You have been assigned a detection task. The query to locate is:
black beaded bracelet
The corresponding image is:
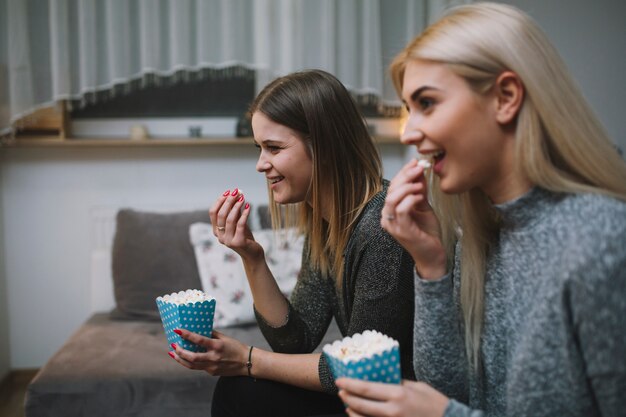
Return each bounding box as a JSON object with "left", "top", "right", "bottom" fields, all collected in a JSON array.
[{"left": 246, "top": 345, "right": 255, "bottom": 381}]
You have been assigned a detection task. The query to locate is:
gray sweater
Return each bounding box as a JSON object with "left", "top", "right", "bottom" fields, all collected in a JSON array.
[
  {"left": 255, "top": 184, "right": 416, "bottom": 392},
  {"left": 413, "top": 187, "right": 626, "bottom": 417}
]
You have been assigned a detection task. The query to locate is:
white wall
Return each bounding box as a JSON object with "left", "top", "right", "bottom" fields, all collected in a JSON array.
[
  {"left": 499, "top": 0, "right": 626, "bottom": 152},
  {"left": 0, "top": 167, "right": 10, "bottom": 380},
  {"left": 0, "top": 144, "right": 406, "bottom": 368}
]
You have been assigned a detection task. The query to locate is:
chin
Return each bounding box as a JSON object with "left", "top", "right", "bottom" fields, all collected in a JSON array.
[
  {"left": 272, "top": 193, "right": 295, "bottom": 205},
  {"left": 438, "top": 178, "right": 466, "bottom": 196}
]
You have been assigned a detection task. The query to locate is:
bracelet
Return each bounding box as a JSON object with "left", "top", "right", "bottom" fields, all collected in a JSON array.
[{"left": 246, "top": 345, "right": 256, "bottom": 381}]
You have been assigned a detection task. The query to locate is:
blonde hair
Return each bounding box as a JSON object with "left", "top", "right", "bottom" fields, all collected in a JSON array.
[
  {"left": 390, "top": 2, "right": 626, "bottom": 371},
  {"left": 250, "top": 70, "right": 382, "bottom": 283}
]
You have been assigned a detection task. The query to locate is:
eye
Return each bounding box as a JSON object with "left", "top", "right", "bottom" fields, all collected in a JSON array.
[
  {"left": 256, "top": 143, "right": 282, "bottom": 154},
  {"left": 418, "top": 97, "right": 435, "bottom": 111}
]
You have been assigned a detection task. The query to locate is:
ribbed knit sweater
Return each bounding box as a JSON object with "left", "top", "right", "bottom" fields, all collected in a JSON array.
[
  {"left": 255, "top": 183, "right": 416, "bottom": 393},
  {"left": 413, "top": 187, "right": 626, "bottom": 416}
]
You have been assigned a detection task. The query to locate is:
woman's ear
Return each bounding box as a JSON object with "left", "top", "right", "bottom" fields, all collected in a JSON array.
[{"left": 494, "top": 71, "right": 524, "bottom": 124}]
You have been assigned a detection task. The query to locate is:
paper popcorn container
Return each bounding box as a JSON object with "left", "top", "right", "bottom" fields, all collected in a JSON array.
[
  {"left": 155, "top": 290, "right": 216, "bottom": 353},
  {"left": 322, "top": 330, "right": 401, "bottom": 384}
]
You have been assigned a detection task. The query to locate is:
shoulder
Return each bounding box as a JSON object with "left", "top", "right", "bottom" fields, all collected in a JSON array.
[
  {"left": 345, "top": 181, "right": 406, "bottom": 255},
  {"left": 556, "top": 192, "right": 626, "bottom": 243},
  {"left": 352, "top": 180, "right": 388, "bottom": 230},
  {"left": 553, "top": 192, "right": 626, "bottom": 285}
]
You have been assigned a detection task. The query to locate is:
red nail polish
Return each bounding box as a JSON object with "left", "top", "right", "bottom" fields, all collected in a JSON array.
[
  {"left": 231, "top": 188, "right": 239, "bottom": 196},
  {"left": 223, "top": 190, "right": 230, "bottom": 196},
  {"left": 168, "top": 351, "right": 175, "bottom": 359},
  {"left": 170, "top": 343, "right": 177, "bottom": 350},
  {"left": 238, "top": 195, "right": 244, "bottom": 202},
  {"left": 173, "top": 329, "right": 182, "bottom": 335},
  {"left": 245, "top": 203, "right": 250, "bottom": 210}
]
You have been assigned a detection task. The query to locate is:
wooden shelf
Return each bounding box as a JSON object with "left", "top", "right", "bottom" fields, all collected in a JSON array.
[
  {"left": 7, "top": 136, "right": 254, "bottom": 148},
  {"left": 4, "top": 135, "right": 401, "bottom": 148}
]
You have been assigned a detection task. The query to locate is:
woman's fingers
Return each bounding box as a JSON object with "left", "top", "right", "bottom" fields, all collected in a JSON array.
[
  {"left": 338, "top": 379, "right": 450, "bottom": 417},
  {"left": 208, "top": 188, "right": 244, "bottom": 240},
  {"left": 224, "top": 192, "right": 246, "bottom": 235},
  {"left": 346, "top": 409, "right": 368, "bottom": 417},
  {"left": 336, "top": 378, "right": 398, "bottom": 401},
  {"left": 170, "top": 329, "right": 223, "bottom": 367},
  {"left": 209, "top": 189, "right": 231, "bottom": 235},
  {"left": 217, "top": 189, "right": 242, "bottom": 233},
  {"left": 382, "top": 182, "right": 424, "bottom": 223},
  {"left": 384, "top": 161, "right": 428, "bottom": 220},
  {"left": 389, "top": 159, "right": 426, "bottom": 191},
  {"left": 338, "top": 381, "right": 397, "bottom": 417},
  {"left": 235, "top": 203, "right": 252, "bottom": 240}
]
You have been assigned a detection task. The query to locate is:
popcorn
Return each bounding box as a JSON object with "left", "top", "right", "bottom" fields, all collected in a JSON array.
[
  {"left": 417, "top": 158, "right": 431, "bottom": 169},
  {"left": 157, "top": 289, "right": 214, "bottom": 306},
  {"left": 324, "top": 330, "right": 398, "bottom": 363},
  {"left": 323, "top": 330, "right": 401, "bottom": 384},
  {"left": 156, "top": 289, "right": 216, "bottom": 353}
]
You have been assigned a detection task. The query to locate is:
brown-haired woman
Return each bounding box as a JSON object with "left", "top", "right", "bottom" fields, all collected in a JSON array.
[{"left": 170, "top": 69, "right": 416, "bottom": 416}]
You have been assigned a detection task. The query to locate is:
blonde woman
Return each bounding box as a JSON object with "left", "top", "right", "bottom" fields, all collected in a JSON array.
[
  {"left": 170, "top": 70, "right": 416, "bottom": 417},
  {"left": 337, "top": 3, "right": 626, "bottom": 417}
]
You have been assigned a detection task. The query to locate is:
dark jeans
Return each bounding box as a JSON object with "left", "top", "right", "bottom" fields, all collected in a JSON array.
[{"left": 211, "top": 376, "right": 347, "bottom": 417}]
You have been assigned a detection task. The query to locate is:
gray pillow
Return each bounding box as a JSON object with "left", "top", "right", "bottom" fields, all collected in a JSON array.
[{"left": 110, "top": 209, "right": 210, "bottom": 321}]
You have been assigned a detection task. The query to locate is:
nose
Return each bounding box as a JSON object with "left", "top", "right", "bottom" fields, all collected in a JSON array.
[
  {"left": 400, "top": 112, "right": 425, "bottom": 145},
  {"left": 256, "top": 151, "right": 271, "bottom": 173}
]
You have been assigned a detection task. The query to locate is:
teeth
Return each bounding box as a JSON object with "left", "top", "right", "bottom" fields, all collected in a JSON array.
[
  {"left": 270, "top": 177, "right": 283, "bottom": 184},
  {"left": 417, "top": 150, "right": 444, "bottom": 169}
]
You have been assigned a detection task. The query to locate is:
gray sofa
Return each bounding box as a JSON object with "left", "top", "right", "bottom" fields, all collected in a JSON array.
[{"left": 25, "top": 208, "right": 340, "bottom": 417}]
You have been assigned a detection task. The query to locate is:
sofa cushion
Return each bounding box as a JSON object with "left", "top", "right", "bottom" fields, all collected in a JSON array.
[
  {"left": 25, "top": 314, "right": 267, "bottom": 417},
  {"left": 110, "top": 209, "right": 209, "bottom": 321},
  {"left": 25, "top": 314, "right": 343, "bottom": 417}
]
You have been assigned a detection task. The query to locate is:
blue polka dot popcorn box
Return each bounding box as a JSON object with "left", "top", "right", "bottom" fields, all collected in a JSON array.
[
  {"left": 323, "top": 330, "right": 401, "bottom": 384},
  {"left": 156, "top": 289, "right": 216, "bottom": 353}
]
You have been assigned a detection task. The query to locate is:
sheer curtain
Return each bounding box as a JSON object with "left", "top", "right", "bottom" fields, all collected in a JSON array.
[{"left": 0, "top": 0, "right": 467, "bottom": 138}]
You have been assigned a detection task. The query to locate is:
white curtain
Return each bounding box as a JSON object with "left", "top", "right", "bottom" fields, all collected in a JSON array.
[{"left": 0, "top": 0, "right": 465, "bottom": 138}]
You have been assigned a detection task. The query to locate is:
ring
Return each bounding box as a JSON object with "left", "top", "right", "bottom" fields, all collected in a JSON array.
[
  {"left": 385, "top": 214, "right": 395, "bottom": 221},
  {"left": 217, "top": 226, "right": 225, "bottom": 231}
]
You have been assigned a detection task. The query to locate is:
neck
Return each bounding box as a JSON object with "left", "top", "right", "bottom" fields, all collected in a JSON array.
[
  {"left": 485, "top": 171, "right": 533, "bottom": 204},
  {"left": 483, "top": 132, "right": 533, "bottom": 204}
]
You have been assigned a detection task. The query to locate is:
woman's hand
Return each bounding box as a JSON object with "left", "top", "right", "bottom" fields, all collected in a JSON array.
[
  {"left": 382, "top": 160, "right": 446, "bottom": 279},
  {"left": 169, "top": 328, "right": 249, "bottom": 377},
  {"left": 336, "top": 378, "right": 449, "bottom": 417},
  {"left": 209, "top": 188, "right": 263, "bottom": 262}
]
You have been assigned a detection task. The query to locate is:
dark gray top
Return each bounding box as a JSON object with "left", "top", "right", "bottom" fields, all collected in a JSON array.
[
  {"left": 255, "top": 183, "right": 416, "bottom": 392},
  {"left": 413, "top": 187, "right": 626, "bottom": 416}
]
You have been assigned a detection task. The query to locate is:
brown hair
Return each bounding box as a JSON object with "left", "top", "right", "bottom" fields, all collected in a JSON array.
[{"left": 249, "top": 69, "right": 383, "bottom": 283}]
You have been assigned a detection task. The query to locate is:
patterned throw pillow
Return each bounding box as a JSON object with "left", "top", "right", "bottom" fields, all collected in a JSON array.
[{"left": 189, "top": 223, "right": 303, "bottom": 327}]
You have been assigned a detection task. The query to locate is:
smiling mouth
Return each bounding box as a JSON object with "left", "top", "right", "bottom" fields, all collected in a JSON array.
[
  {"left": 269, "top": 176, "right": 284, "bottom": 185},
  {"left": 432, "top": 150, "right": 445, "bottom": 164}
]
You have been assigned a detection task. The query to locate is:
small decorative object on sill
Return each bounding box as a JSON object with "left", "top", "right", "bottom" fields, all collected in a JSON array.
[
  {"left": 235, "top": 114, "right": 252, "bottom": 138},
  {"left": 130, "top": 125, "right": 149, "bottom": 140},
  {"left": 188, "top": 125, "right": 202, "bottom": 138}
]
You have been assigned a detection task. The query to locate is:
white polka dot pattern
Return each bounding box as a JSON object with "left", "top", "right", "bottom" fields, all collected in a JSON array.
[
  {"left": 156, "top": 298, "right": 216, "bottom": 352},
  {"left": 324, "top": 345, "right": 401, "bottom": 384}
]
